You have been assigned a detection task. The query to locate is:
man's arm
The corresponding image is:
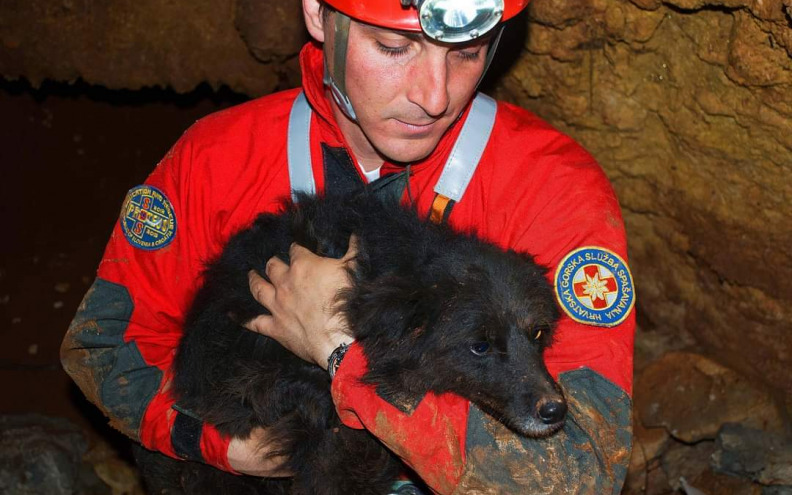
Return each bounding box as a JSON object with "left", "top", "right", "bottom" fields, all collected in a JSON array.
[
  {"left": 60, "top": 201, "right": 234, "bottom": 473},
  {"left": 59, "top": 127, "right": 287, "bottom": 476}
]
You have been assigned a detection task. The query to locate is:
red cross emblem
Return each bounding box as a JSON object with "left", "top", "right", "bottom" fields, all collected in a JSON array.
[{"left": 573, "top": 265, "right": 618, "bottom": 310}]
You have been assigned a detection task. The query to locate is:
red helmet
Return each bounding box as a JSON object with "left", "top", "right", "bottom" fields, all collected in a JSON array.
[{"left": 323, "top": 0, "right": 530, "bottom": 43}]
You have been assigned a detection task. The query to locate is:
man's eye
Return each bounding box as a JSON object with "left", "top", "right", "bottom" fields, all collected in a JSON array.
[
  {"left": 456, "top": 49, "right": 481, "bottom": 61},
  {"left": 376, "top": 41, "right": 409, "bottom": 57},
  {"left": 470, "top": 341, "right": 490, "bottom": 356}
]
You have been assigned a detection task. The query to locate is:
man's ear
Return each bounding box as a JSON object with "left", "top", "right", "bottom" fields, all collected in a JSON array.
[{"left": 302, "top": 0, "right": 326, "bottom": 43}]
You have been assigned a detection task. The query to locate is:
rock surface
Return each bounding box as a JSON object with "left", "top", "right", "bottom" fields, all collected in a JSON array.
[
  {"left": 0, "top": 0, "right": 302, "bottom": 94},
  {"left": 497, "top": 0, "right": 792, "bottom": 415},
  {"left": 634, "top": 352, "right": 783, "bottom": 443},
  {"left": 713, "top": 423, "right": 792, "bottom": 488},
  {"left": 625, "top": 421, "right": 669, "bottom": 494},
  {"left": 0, "top": 414, "right": 92, "bottom": 495},
  {"left": 624, "top": 436, "right": 766, "bottom": 495},
  {"left": 0, "top": 414, "right": 145, "bottom": 495}
]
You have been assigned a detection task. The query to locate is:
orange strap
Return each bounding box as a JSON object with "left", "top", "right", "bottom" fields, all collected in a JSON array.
[{"left": 429, "top": 194, "right": 454, "bottom": 224}]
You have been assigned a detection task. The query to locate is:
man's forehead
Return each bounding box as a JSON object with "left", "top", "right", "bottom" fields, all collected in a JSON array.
[
  {"left": 356, "top": 21, "right": 491, "bottom": 46},
  {"left": 357, "top": 22, "right": 423, "bottom": 41}
]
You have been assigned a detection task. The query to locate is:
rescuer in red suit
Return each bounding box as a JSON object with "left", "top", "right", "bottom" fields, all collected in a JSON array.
[{"left": 62, "top": 0, "right": 636, "bottom": 492}]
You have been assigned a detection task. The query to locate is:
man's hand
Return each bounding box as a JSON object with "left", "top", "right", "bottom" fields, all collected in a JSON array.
[
  {"left": 244, "top": 239, "right": 357, "bottom": 368},
  {"left": 227, "top": 427, "right": 291, "bottom": 477}
]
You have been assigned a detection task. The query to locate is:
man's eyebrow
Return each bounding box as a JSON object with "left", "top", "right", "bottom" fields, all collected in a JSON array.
[
  {"left": 397, "top": 31, "right": 423, "bottom": 41},
  {"left": 362, "top": 23, "right": 423, "bottom": 41},
  {"left": 360, "top": 22, "right": 492, "bottom": 47}
]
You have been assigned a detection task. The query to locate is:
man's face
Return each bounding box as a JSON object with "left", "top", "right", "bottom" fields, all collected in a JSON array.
[{"left": 331, "top": 19, "right": 490, "bottom": 165}]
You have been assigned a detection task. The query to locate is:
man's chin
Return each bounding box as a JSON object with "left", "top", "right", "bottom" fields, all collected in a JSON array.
[{"left": 376, "top": 140, "right": 438, "bottom": 165}]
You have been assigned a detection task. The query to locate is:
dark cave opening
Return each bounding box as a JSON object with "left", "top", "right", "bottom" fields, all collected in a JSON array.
[{"left": 0, "top": 78, "right": 246, "bottom": 458}]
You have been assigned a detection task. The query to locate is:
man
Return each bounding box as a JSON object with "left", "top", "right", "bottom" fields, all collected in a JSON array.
[{"left": 62, "top": 0, "right": 636, "bottom": 492}]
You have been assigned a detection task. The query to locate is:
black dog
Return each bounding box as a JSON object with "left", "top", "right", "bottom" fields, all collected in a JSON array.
[{"left": 139, "top": 192, "right": 566, "bottom": 495}]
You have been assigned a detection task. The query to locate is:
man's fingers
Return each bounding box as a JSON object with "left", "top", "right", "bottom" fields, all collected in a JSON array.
[
  {"left": 264, "top": 255, "right": 290, "bottom": 283},
  {"left": 288, "top": 242, "right": 319, "bottom": 263},
  {"left": 243, "top": 313, "right": 275, "bottom": 337},
  {"left": 245, "top": 271, "right": 276, "bottom": 337},
  {"left": 227, "top": 427, "right": 293, "bottom": 477},
  {"left": 286, "top": 239, "right": 357, "bottom": 265},
  {"left": 248, "top": 269, "right": 276, "bottom": 305}
]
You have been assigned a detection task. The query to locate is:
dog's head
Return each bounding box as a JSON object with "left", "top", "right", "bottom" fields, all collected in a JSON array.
[{"left": 349, "top": 239, "right": 567, "bottom": 438}]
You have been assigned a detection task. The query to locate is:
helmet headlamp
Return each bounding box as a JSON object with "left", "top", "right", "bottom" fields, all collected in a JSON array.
[{"left": 401, "top": 0, "right": 504, "bottom": 42}]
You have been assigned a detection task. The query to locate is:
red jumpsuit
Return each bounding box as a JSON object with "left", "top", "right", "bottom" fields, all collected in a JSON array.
[{"left": 62, "top": 42, "right": 635, "bottom": 493}]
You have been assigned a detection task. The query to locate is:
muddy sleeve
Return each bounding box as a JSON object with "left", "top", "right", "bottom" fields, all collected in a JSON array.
[
  {"left": 60, "top": 129, "right": 234, "bottom": 472},
  {"left": 331, "top": 348, "right": 631, "bottom": 494},
  {"left": 331, "top": 159, "right": 635, "bottom": 494}
]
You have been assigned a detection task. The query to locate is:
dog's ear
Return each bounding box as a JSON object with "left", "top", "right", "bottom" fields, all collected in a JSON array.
[
  {"left": 347, "top": 274, "right": 444, "bottom": 400},
  {"left": 345, "top": 274, "right": 442, "bottom": 344}
]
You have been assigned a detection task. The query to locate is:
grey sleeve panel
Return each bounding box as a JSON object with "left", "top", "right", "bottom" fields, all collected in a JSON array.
[
  {"left": 457, "top": 368, "right": 632, "bottom": 494},
  {"left": 61, "top": 278, "right": 163, "bottom": 440}
]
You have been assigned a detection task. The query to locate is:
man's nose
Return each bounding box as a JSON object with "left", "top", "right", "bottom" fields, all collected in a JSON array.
[{"left": 407, "top": 52, "right": 450, "bottom": 118}]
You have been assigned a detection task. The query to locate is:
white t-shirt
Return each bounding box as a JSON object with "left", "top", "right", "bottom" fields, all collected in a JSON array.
[{"left": 359, "top": 164, "right": 382, "bottom": 183}]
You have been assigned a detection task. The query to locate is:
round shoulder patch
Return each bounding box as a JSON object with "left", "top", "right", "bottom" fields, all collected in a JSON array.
[
  {"left": 554, "top": 247, "right": 635, "bottom": 327},
  {"left": 120, "top": 185, "right": 177, "bottom": 250}
]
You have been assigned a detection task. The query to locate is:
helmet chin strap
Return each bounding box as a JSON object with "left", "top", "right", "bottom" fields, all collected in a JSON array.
[
  {"left": 323, "top": 12, "right": 358, "bottom": 121},
  {"left": 323, "top": 12, "right": 504, "bottom": 124},
  {"left": 477, "top": 25, "right": 504, "bottom": 88}
]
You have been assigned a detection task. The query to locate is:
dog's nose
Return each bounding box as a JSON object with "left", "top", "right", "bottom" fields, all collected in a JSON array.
[{"left": 537, "top": 399, "right": 567, "bottom": 424}]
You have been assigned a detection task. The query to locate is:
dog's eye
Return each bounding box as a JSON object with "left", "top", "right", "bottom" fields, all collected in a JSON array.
[
  {"left": 533, "top": 324, "right": 549, "bottom": 341},
  {"left": 469, "top": 342, "right": 490, "bottom": 356}
]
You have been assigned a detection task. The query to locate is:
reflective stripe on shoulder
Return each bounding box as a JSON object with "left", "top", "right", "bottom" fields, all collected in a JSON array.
[
  {"left": 434, "top": 93, "right": 497, "bottom": 203},
  {"left": 287, "top": 91, "right": 316, "bottom": 201}
]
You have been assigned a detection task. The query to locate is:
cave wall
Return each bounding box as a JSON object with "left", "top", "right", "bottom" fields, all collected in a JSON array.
[
  {"left": 2, "top": 0, "right": 791, "bottom": 490},
  {"left": 496, "top": 0, "right": 792, "bottom": 405},
  {"left": 503, "top": 1, "right": 792, "bottom": 489},
  {"left": 0, "top": 0, "right": 306, "bottom": 93}
]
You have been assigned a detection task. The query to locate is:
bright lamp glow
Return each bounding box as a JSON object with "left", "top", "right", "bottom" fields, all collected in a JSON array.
[
  {"left": 438, "top": 1, "right": 479, "bottom": 28},
  {"left": 418, "top": 0, "right": 504, "bottom": 43}
]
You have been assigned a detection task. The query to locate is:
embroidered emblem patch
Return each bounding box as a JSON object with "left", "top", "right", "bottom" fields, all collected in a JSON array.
[
  {"left": 554, "top": 247, "right": 635, "bottom": 327},
  {"left": 120, "top": 185, "right": 176, "bottom": 250}
]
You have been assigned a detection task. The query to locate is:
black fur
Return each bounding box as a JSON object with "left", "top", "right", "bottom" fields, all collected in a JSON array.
[{"left": 139, "top": 192, "right": 566, "bottom": 494}]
